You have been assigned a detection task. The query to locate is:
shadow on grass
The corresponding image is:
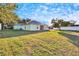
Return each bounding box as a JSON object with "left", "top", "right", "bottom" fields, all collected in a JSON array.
[
  {"left": 58, "top": 31, "right": 79, "bottom": 47},
  {"left": 0, "top": 30, "right": 48, "bottom": 38}
]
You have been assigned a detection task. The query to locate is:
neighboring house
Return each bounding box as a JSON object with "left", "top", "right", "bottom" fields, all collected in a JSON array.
[
  {"left": 60, "top": 25, "right": 79, "bottom": 31},
  {"left": 42, "top": 24, "right": 49, "bottom": 30},
  {"left": 13, "top": 20, "right": 49, "bottom": 31}
]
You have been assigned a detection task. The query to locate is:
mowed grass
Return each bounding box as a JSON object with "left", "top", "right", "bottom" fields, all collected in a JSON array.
[{"left": 0, "top": 30, "right": 79, "bottom": 56}]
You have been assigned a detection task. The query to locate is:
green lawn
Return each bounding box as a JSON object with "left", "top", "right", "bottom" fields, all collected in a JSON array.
[
  {"left": 0, "top": 30, "right": 46, "bottom": 38},
  {"left": 0, "top": 30, "right": 79, "bottom": 56}
]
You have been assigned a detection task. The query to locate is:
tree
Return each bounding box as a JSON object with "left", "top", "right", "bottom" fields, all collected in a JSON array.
[
  {"left": 51, "top": 18, "right": 75, "bottom": 29},
  {"left": 0, "top": 3, "right": 20, "bottom": 29},
  {"left": 51, "top": 18, "right": 63, "bottom": 29},
  {"left": 18, "top": 18, "right": 31, "bottom": 24},
  {"left": 58, "top": 19, "right": 63, "bottom": 30},
  {"left": 26, "top": 18, "right": 31, "bottom": 22},
  {"left": 51, "top": 18, "right": 58, "bottom": 28},
  {"left": 69, "top": 20, "right": 76, "bottom": 26},
  {"left": 61, "top": 21, "right": 71, "bottom": 26}
]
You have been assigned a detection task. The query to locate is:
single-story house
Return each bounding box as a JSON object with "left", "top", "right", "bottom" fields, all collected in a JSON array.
[
  {"left": 13, "top": 20, "right": 49, "bottom": 31},
  {"left": 60, "top": 25, "right": 79, "bottom": 31}
]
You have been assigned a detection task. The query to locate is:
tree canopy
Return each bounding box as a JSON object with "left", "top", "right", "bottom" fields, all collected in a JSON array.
[
  {"left": 0, "top": 3, "right": 20, "bottom": 25},
  {"left": 51, "top": 18, "right": 76, "bottom": 28}
]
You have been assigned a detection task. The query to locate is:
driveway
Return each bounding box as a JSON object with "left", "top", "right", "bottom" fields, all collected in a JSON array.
[{"left": 59, "top": 31, "right": 79, "bottom": 47}]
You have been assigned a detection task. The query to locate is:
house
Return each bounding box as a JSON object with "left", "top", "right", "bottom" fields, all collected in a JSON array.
[
  {"left": 0, "top": 23, "right": 2, "bottom": 30},
  {"left": 60, "top": 25, "right": 79, "bottom": 31},
  {"left": 13, "top": 20, "right": 49, "bottom": 31}
]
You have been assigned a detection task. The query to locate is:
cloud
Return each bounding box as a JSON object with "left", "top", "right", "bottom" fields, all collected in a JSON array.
[
  {"left": 67, "top": 11, "right": 79, "bottom": 21},
  {"left": 73, "top": 3, "right": 79, "bottom": 7},
  {"left": 39, "top": 5, "right": 48, "bottom": 10},
  {"left": 31, "top": 4, "right": 79, "bottom": 25},
  {"left": 15, "top": 3, "right": 79, "bottom": 25}
]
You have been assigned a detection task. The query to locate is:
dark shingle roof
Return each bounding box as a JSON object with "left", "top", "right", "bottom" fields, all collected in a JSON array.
[
  {"left": 28, "top": 20, "right": 41, "bottom": 25},
  {"left": 17, "top": 20, "right": 42, "bottom": 25}
]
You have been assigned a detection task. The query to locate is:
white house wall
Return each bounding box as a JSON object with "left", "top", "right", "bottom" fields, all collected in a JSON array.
[
  {"left": 0, "top": 23, "right": 1, "bottom": 30},
  {"left": 13, "top": 25, "right": 26, "bottom": 30},
  {"left": 13, "top": 24, "right": 41, "bottom": 31},
  {"left": 60, "top": 26, "right": 79, "bottom": 31},
  {"left": 25, "top": 25, "right": 30, "bottom": 30},
  {"left": 28, "top": 24, "right": 40, "bottom": 31}
]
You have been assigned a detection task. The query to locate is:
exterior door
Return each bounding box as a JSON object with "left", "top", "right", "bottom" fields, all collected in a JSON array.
[{"left": 40, "top": 25, "right": 44, "bottom": 30}]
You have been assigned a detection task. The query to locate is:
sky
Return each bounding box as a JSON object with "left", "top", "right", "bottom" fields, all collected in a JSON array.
[{"left": 15, "top": 3, "right": 79, "bottom": 25}]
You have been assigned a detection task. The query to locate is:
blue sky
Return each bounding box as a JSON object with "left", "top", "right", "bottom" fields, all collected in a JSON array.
[{"left": 15, "top": 3, "right": 79, "bottom": 25}]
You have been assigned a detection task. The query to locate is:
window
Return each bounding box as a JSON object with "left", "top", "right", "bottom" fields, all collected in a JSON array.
[{"left": 37, "top": 27, "right": 38, "bottom": 29}]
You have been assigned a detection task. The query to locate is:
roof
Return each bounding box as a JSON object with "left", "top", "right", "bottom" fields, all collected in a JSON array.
[
  {"left": 28, "top": 20, "right": 41, "bottom": 25},
  {"left": 16, "top": 20, "right": 42, "bottom": 25},
  {"left": 15, "top": 20, "right": 50, "bottom": 26},
  {"left": 18, "top": 20, "right": 27, "bottom": 24},
  {"left": 15, "top": 20, "right": 42, "bottom": 25}
]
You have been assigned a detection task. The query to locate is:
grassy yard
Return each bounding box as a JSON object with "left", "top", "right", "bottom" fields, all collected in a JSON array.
[{"left": 0, "top": 30, "right": 79, "bottom": 56}]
